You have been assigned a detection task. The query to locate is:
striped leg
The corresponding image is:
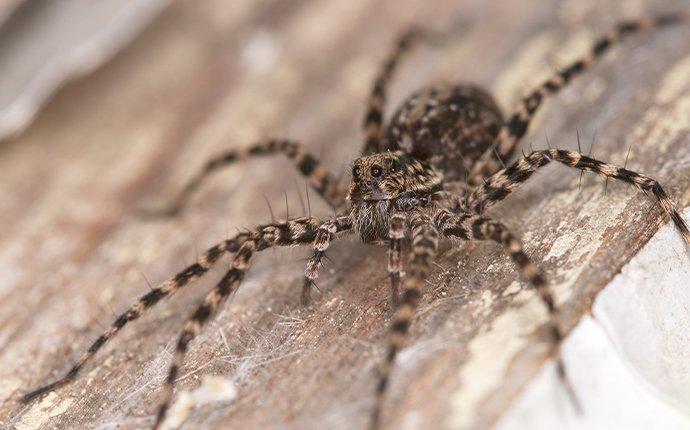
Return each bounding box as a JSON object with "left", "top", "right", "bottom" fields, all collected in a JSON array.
[
  {"left": 467, "top": 14, "right": 688, "bottom": 186},
  {"left": 371, "top": 212, "right": 439, "bottom": 429},
  {"left": 302, "top": 215, "right": 353, "bottom": 305},
  {"left": 362, "top": 28, "right": 428, "bottom": 155},
  {"left": 153, "top": 139, "right": 344, "bottom": 216},
  {"left": 387, "top": 212, "right": 407, "bottom": 306},
  {"left": 467, "top": 149, "right": 690, "bottom": 245},
  {"left": 362, "top": 26, "right": 452, "bottom": 155},
  {"left": 21, "top": 217, "right": 322, "bottom": 405},
  {"left": 432, "top": 208, "right": 577, "bottom": 407},
  {"left": 152, "top": 241, "right": 256, "bottom": 429},
  {"left": 434, "top": 189, "right": 468, "bottom": 213}
]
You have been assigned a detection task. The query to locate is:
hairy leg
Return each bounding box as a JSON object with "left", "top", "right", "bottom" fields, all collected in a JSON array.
[
  {"left": 152, "top": 241, "right": 255, "bottom": 429},
  {"left": 154, "top": 214, "right": 334, "bottom": 428},
  {"left": 362, "top": 20, "right": 470, "bottom": 155},
  {"left": 467, "top": 14, "right": 688, "bottom": 185},
  {"left": 432, "top": 208, "right": 577, "bottom": 407},
  {"left": 362, "top": 28, "right": 425, "bottom": 155},
  {"left": 302, "top": 215, "right": 353, "bottom": 305},
  {"left": 22, "top": 217, "right": 322, "bottom": 404},
  {"left": 151, "top": 139, "right": 344, "bottom": 216},
  {"left": 387, "top": 212, "right": 407, "bottom": 306},
  {"left": 433, "top": 189, "right": 467, "bottom": 213},
  {"left": 371, "top": 211, "right": 439, "bottom": 429},
  {"left": 467, "top": 148, "right": 690, "bottom": 245}
]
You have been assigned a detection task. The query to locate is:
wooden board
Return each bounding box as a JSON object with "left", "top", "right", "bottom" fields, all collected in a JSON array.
[{"left": 1, "top": 0, "right": 689, "bottom": 429}]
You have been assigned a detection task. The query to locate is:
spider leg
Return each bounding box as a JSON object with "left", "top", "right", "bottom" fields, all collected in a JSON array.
[
  {"left": 433, "top": 208, "right": 579, "bottom": 409},
  {"left": 149, "top": 139, "right": 344, "bottom": 217},
  {"left": 154, "top": 215, "right": 325, "bottom": 428},
  {"left": 362, "top": 28, "right": 424, "bottom": 155},
  {"left": 467, "top": 14, "right": 688, "bottom": 185},
  {"left": 21, "top": 217, "right": 322, "bottom": 405},
  {"left": 387, "top": 212, "right": 407, "bottom": 306},
  {"left": 371, "top": 211, "right": 439, "bottom": 429},
  {"left": 362, "top": 21, "right": 470, "bottom": 155},
  {"left": 433, "top": 189, "right": 467, "bottom": 213},
  {"left": 467, "top": 148, "right": 690, "bottom": 245},
  {"left": 302, "top": 215, "right": 353, "bottom": 305},
  {"left": 152, "top": 242, "right": 253, "bottom": 429}
]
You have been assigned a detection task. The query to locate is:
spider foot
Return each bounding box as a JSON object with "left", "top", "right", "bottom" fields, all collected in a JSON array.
[
  {"left": 556, "top": 357, "right": 582, "bottom": 415},
  {"left": 21, "top": 379, "right": 69, "bottom": 405},
  {"left": 389, "top": 290, "right": 401, "bottom": 309},
  {"left": 301, "top": 278, "right": 313, "bottom": 307}
]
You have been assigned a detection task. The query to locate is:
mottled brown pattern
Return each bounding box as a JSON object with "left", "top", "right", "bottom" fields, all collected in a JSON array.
[
  {"left": 2, "top": 1, "right": 690, "bottom": 430},
  {"left": 386, "top": 84, "right": 504, "bottom": 180}
]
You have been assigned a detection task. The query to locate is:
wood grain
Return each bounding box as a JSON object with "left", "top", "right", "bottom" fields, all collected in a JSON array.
[{"left": 1, "top": 0, "right": 689, "bottom": 429}]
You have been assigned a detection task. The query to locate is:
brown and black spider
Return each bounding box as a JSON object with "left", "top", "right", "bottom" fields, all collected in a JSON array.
[{"left": 21, "top": 12, "right": 690, "bottom": 430}]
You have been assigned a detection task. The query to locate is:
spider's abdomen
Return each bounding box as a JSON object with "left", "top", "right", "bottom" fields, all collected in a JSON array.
[{"left": 385, "top": 84, "right": 503, "bottom": 181}]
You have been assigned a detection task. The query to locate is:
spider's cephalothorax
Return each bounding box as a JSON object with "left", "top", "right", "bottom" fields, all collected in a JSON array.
[
  {"left": 348, "top": 151, "right": 442, "bottom": 243},
  {"left": 21, "top": 13, "right": 690, "bottom": 430}
]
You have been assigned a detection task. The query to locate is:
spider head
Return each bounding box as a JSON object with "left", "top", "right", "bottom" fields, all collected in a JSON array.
[{"left": 347, "top": 151, "right": 443, "bottom": 203}]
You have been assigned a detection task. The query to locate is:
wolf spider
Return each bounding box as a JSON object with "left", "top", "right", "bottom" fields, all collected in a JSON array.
[{"left": 22, "top": 13, "right": 690, "bottom": 430}]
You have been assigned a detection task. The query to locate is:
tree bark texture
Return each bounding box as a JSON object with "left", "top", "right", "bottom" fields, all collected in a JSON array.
[{"left": 1, "top": 1, "right": 689, "bottom": 429}]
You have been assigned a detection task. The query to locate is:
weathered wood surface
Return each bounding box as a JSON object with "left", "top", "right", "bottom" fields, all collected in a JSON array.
[{"left": 1, "top": 0, "right": 689, "bottom": 429}]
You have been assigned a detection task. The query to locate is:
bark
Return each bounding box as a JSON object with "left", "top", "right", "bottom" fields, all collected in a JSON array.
[{"left": 1, "top": 1, "right": 689, "bottom": 429}]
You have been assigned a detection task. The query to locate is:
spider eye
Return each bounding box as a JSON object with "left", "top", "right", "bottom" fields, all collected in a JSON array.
[
  {"left": 371, "top": 165, "right": 383, "bottom": 177},
  {"left": 353, "top": 167, "right": 361, "bottom": 178}
]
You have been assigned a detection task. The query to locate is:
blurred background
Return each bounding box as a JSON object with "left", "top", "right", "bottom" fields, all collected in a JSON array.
[
  {"left": 0, "top": 0, "right": 169, "bottom": 139},
  {"left": 0, "top": 1, "right": 689, "bottom": 429}
]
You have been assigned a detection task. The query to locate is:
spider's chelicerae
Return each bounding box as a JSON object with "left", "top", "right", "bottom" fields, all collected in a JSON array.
[{"left": 23, "top": 13, "right": 690, "bottom": 429}]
